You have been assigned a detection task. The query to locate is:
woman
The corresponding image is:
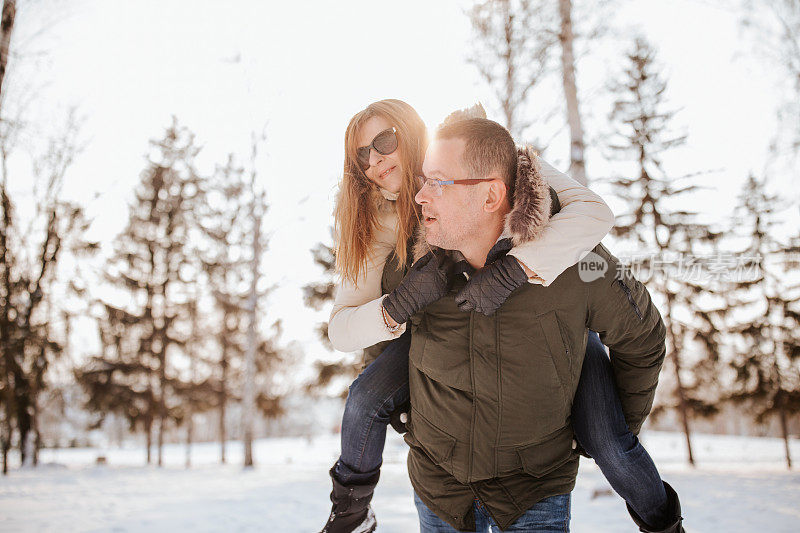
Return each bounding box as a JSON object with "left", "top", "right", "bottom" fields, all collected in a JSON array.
[{"left": 320, "top": 99, "right": 683, "bottom": 533}]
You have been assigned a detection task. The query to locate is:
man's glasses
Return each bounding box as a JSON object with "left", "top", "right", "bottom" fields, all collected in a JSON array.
[
  {"left": 416, "top": 175, "right": 501, "bottom": 197},
  {"left": 356, "top": 127, "right": 398, "bottom": 171}
]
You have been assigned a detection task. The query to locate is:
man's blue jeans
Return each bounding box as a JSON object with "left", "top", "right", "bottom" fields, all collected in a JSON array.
[
  {"left": 333, "top": 330, "right": 668, "bottom": 526},
  {"left": 414, "top": 491, "right": 571, "bottom": 532}
]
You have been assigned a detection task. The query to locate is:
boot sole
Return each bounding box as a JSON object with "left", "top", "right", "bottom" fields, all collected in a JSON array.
[{"left": 351, "top": 508, "right": 376, "bottom": 533}]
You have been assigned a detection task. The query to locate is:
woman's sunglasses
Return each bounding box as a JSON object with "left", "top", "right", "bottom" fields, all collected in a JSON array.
[{"left": 356, "top": 127, "right": 398, "bottom": 171}]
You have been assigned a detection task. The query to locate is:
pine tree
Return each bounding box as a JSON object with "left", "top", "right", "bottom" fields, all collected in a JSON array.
[
  {"left": 77, "top": 119, "right": 203, "bottom": 466},
  {"left": 726, "top": 173, "right": 800, "bottom": 468},
  {"left": 199, "top": 154, "right": 250, "bottom": 463},
  {"left": 607, "top": 37, "right": 723, "bottom": 465},
  {"left": 176, "top": 288, "right": 218, "bottom": 469},
  {"left": 76, "top": 304, "right": 158, "bottom": 460},
  {"left": 302, "top": 233, "right": 362, "bottom": 398},
  {"left": 303, "top": 237, "right": 336, "bottom": 353}
]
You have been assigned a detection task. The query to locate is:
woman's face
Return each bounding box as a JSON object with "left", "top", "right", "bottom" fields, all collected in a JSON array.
[{"left": 356, "top": 115, "right": 403, "bottom": 194}]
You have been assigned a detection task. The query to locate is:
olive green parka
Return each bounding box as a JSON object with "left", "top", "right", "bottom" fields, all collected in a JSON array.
[{"left": 399, "top": 147, "right": 667, "bottom": 531}]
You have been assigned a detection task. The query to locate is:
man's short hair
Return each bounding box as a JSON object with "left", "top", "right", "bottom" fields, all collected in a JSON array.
[{"left": 435, "top": 118, "right": 517, "bottom": 199}]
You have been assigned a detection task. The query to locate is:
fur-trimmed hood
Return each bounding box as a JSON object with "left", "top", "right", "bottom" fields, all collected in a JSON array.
[{"left": 412, "top": 145, "right": 554, "bottom": 263}]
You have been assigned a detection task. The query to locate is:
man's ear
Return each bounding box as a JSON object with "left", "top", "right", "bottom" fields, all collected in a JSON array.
[{"left": 483, "top": 178, "right": 509, "bottom": 213}]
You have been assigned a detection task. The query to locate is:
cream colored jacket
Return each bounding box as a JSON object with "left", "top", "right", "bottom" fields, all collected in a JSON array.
[{"left": 328, "top": 159, "right": 614, "bottom": 353}]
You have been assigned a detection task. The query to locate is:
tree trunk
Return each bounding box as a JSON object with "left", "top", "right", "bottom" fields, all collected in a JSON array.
[
  {"left": 242, "top": 176, "right": 262, "bottom": 469},
  {"left": 157, "top": 317, "right": 167, "bottom": 468},
  {"left": 779, "top": 399, "right": 792, "bottom": 469},
  {"left": 219, "top": 344, "right": 228, "bottom": 464},
  {"left": 157, "top": 358, "right": 165, "bottom": 467},
  {"left": 17, "top": 393, "right": 30, "bottom": 466},
  {"left": 145, "top": 417, "right": 152, "bottom": 465},
  {"left": 1, "top": 185, "right": 13, "bottom": 476},
  {"left": 33, "top": 426, "right": 40, "bottom": 466},
  {"left": 243, "top": 224, "right": 259, "bottom": 468},
  {"left": 0, "top": 0, "right": 16, "bottom": 117},
  {"left": 185, "top": 415, "right": 192, "bottom": 469},
  {"left": 1, "top": 367, "right": 12, "bottom": 474},
  {"left": 558, "top": 0, "right": 587, "bottom": 185},
  {"left": 501, "top": 0, "right": 516, "bottom": 138},
  {"left": 32, "top": 394, "right": 40, "bottom": 466},
  {"left": 1, "top": 429, "right": 8, "bottom": 474},
  {"left": 664, "top": 293, "right": 695, "bottom": 466},
  {"left": 21, "top": 427, "right": 33, "bottom": 467}
]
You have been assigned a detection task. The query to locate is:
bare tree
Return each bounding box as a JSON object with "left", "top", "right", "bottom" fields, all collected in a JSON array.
[
  {"left": 468, "top": 0, "right": 618, "bottom": 183},
  {"left": 242, "top": 161, "right": 262, "bottom": 469},
  {"left": 0, "top": 104, "right": 94, "bottom": 473},
  {"left": 741, "top": 0, "right": 800, "bottom": 162},
  {"left": 194, "top": 137, "right": 285, "bottom": 467},
  {"left": 558, "top": 0, "right": 587, "bottom": 184},
  {"left": 0, "top": 0, "right": 15, "bottom": 116},
  {"left": 241, "top": 130, "right": 278, "bottom": 468},
  {"left": 467, "top": 0, "right": 556, "bottom": 143}
]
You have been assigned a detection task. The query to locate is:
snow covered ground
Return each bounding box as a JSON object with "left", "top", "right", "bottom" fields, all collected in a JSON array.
[{"left": 2, "top": 430, "right": 799, "bottom": 532}]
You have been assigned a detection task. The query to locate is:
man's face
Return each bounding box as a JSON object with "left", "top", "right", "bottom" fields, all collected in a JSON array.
[{"left": 415, "top": 138, "right": 485, "bottom": 250}]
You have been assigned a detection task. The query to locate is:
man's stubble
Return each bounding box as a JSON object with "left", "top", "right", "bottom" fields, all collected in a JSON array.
[{"left": 425, "top": 188, "right": 486, "bottom": 253}]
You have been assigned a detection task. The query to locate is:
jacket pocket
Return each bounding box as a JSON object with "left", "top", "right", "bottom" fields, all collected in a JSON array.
[
  {"left": 408, "top": 321, "right": 426, "bottom": 371},
  {"left": 407, "top": 407, "right": 457, "bottom": 470},
  {"left": 537, "top": 311, "right": 572, "bottom": 406},
  {"left": 410, "top": 312, "right": 472, "bottom": 392},
  {"left": 515, "top": 425, "right": 575, "bottom": 477}
]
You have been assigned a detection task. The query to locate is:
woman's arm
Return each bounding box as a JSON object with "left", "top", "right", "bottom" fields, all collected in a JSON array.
[
  {"left": 327, "top": 215, "right": 407, "bottom": 353},
  {"left": 508, "top": 158, "right": 614, "bottom": 286}
]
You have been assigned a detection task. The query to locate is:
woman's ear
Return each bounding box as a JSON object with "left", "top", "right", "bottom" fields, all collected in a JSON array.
[{"left": 483, "top": 178, "right": 509, "bottom": 213}]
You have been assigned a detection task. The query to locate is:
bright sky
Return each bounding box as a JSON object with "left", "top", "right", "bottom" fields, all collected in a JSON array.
[{"left": 7, "top": 0, "right": 793, "bottom": 371}]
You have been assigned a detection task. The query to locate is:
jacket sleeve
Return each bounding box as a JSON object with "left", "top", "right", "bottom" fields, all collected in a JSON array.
[
  {"left": 584, "top": 244, "right": 667, "bottom": 435},
  {"left": 327, "top": 213, "right": 407, "bottom": 353},
  {"left": 507, "top": 158, "right": 614, "bottom": 286}
]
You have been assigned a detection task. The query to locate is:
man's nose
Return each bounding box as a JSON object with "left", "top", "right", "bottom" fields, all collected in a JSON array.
[{"left": 415, "top": 185, "right": 429, "bottom": 205}]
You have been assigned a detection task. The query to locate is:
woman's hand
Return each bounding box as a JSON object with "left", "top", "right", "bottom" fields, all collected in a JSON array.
[
  {"left": 455, "top": 254, "right": 528, "bottom": 316},
  {"left": 382, "top": 249, "right": 452, "bottom": 324}
]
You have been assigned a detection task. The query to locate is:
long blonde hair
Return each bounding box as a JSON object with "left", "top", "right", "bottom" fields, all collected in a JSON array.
[{"left": 334, "top": 99, "right": 428, "bottom": 286}]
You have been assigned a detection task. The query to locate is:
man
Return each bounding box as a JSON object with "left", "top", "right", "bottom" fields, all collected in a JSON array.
[{"left": 397, "top": 118, "right": 669, "bottom": 532}]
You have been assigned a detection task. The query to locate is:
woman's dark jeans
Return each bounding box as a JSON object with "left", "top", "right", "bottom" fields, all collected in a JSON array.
[
  {"left": 334, "top": 330, "right": 412, "bottom": 486},
  {"left": 332, "top": 329, "right": 668, "bottom": 526},
  {"left": 571, "top": 330, "right": 668, "bottom": 526}
]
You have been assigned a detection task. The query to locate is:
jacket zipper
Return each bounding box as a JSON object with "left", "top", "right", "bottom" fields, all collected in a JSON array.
[
  {"left": 616, "top": 279, "right": 644, "bottom": 320},
  {"left": 468, "top": 310, "right": 476, "bottom": 482}
]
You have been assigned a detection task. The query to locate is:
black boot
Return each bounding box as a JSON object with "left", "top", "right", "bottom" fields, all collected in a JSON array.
[
  {"left": 319, "top": 465, "right": 379, "bottom": 533},
  {"left": 626, "top": 482, "right": 685, "bottom": 533}
]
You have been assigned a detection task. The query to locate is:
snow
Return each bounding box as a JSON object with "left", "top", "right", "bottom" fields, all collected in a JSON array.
[{"left": 2, "top": 431, "right": 799, "bottom": 532}]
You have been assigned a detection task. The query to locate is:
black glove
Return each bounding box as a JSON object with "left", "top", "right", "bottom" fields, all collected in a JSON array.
[
  {"left": 389, "top": 400, "right": 410, "bottom": 434},
  {"left": 382, "top": 249, "right": 452, "bottom": 325},
  {"left": 572, "top": 438, "right": 592, "bottom": 458},
  {"left": 454, "top": 253, "right": 528, "bottom": 316}
]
